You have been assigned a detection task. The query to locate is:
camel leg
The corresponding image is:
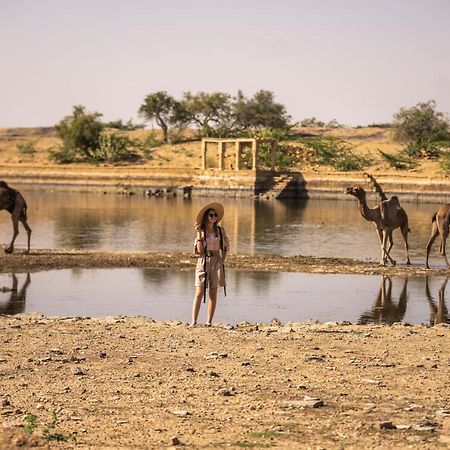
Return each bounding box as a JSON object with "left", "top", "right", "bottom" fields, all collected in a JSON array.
[
  {"left": 426, "top": 221, "right": 439, "bottom": 269},
  {"left": 401, "top": 224, "right": 411, "bottom": 265},
  {"left": 385, "top": 234, "right": 396, "bottom": 266},
  {"left": 19, "top": 217, "right": 32, "bottom": 254},
  {"left": 436, "top": 217, "right": 450, "bottom": 268},
  {"left": 5, "top": 214, "right": 19, "bottom": 254},
  {"left": 441, "top": 228, "right": 450, "bottom": 268},
  {"left": 380, "top": 231, "right": 389, "bottom": 266}
]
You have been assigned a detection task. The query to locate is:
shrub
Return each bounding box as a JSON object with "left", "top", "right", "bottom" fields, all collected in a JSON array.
[
  {"left": 17, "top": 141, "right": 37, "bottom": 156},
  {"left": 302, "top": 136, "right": 370, "bottom": 171},
  {"left": 378, "top": 148, "right": 416, "bottom": 170},
  {"left": 94, "top": 133, "right": 141, "bottom": 163}
]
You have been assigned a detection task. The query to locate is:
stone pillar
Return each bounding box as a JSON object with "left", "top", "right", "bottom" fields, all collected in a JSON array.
[
  {"left": 252, "top": 139, "right": 257, "bottom": 171},
  {"left": 201, "top": 139, "right": 207, "bottom": 170},
  {"left": 218, "top": 141, "right": 225, "bottom": 170},
  {"left": 271, "top": 140, "right": 276, "bottom": 171},
  {"left": 235, "top": 141, "right": 241, "bottom": 171}
]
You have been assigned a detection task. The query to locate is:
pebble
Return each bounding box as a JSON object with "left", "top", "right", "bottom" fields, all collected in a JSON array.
[{"left": 380, "top": 421, "right": 396, "bottom": 430}]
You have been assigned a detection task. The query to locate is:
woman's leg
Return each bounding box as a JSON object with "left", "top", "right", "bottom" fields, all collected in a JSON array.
[
  {"left": 191, "top": 286, "right": 204, "bottom": 326},
  {"left": 206, "top": 287, "right": 218, "bottom": 325}
]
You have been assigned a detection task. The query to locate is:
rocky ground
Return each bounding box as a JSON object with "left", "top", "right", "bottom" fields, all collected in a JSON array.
[
  {"left": 1, "top": 316, "right": 450, "bottom": 449},
  {"left": 0, "top": 250, "right": 449, "bottom": 448},
  {"left": 0, "top": 249, "right": 446, "bottom": 276}
]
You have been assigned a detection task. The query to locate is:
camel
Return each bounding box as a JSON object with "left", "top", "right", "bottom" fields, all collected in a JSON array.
[
  {"left": 0, "top": 181, "right": 32, "bottom": 254},
  {"left": 358, "top": 276, "right": 408, "bottom": 325},
  {"left": 345, "top": 185, "right": 410, "bottom": 266},
  {"left": 425, "top": 204, "right": 450, "bottom": 269},
  {"left": 425, "top": 276, "right": 449, "bottom": 325},
  {"left": 0, "top": 273, "right": 31, "bottom": 315}
]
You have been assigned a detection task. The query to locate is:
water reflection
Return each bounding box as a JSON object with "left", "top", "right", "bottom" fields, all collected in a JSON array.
[
  {"left": 358, "top": 276, "right": 408, "bottom": 325},
  {"left": 0, "top": 189, "right": 445, "bottom": 264},
  {"left": 0, "top": 273, "right": 31, "bottom": 315},
  {"left": 425, "top": 277, "right": 450, "bottom": 325}
]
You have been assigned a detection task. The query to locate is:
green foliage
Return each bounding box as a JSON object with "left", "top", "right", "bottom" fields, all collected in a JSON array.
[
  {"left": 104, "top": 119, "right": 144, "bottom": 130},
  {"left": 94, "top": 133, "right": 141, "bottom": 163},
  {"left": 299, "top": 117, "right": 343, "bottom": 128},
  {"left": 180, "top": 91, "right": 232, "bottom": 135},
  {"left": 258, "top": 141, "right": 293, "bottom": 170},
  {"left": 438, "top": 148, "right": 450, "bottom": 172},
  {"left": 232, "top": 90, "right": 292, "bottom": 131},
  {"left": 302, "top": 136, "right": 370, "bottom": 171},
  {"left": 393, "top": 100, "right": 450, "bottom": 147},
  {"left": 23, "top": 413, "right": 37, "bottom": 434},
  {"left": 42, "top": 411, "right": 75, "bottom": 442},
  {"left": 55, "top": 105, "right": 104, "bottom": 159},
  {"left": 138, "top": 91, "right": 184, "bottom": 142},
  {"left": 139, "top": 89, "right": 293, "bottom": 138},
  {"left": 377, "top": 148, "right": 416, "bottom": 170},
  {"left": 48, "top": 145, "right": 79, "bottom": 163},
  {"left": 401, "top": 141, "right": 443, "bottom": 159},
  {"left": 17, "top": 141, "right": 37, "bottom": 155},
  {"left": 23, "top": 411, "right": 74, "bottom": 442}
]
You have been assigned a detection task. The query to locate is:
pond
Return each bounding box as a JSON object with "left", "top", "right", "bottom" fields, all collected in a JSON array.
[
  {"left": 0, "top": 269, "right": 448, "bottom": 326},
  {"left": 0, "top": 189, "right": 445, "bottom": 266}
]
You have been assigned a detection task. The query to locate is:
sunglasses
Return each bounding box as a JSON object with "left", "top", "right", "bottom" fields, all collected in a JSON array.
[{"left": 208, "top": 212, "right": 218, "bottom": 218}]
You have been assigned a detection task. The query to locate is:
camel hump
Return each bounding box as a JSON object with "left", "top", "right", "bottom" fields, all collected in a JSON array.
[{"left": 380, "top": 196, "right": 403, "bottom": 223}]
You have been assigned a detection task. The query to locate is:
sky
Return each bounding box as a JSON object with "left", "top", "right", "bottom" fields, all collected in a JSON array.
[{"left": 1, "top": 0, "right": 449, "bottom": 127}]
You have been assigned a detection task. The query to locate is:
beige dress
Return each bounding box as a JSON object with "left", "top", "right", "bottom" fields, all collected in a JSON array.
[{"left": 194, "top": 226, "right": 229, "bottom": 288}]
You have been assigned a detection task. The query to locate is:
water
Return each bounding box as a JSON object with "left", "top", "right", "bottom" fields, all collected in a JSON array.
[
  {"left": 1, "top": 270, "right": 448, "bottom": 326},
  {"left": 0, "top": 189, "right": 445, "bottom": 266}
]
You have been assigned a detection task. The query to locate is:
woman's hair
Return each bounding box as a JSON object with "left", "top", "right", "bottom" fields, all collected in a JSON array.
[{"left": 201, "top": 208, "right": 219, "bottom": 235}]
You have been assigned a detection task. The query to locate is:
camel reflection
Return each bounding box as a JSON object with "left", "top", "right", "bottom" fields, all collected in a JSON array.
[
  {"left": 0, "top": 273, "right": 31, "bottom": 315},
  {"left": 425, "top": 277, "right": 449, "bottom": 325},
  {"left": 359, "top": 276, "right": 408, "bottom": 325}
]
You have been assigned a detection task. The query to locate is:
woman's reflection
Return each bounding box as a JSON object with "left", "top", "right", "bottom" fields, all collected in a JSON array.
[
  {"left": 0, "top": 273, "right": 31, "bottom": 315},
  {"left": 359, "top": 276, "right": 408, "bottom": 325},
  {"left": 425, "top": 277, "right": 449, "bottom": 325}
]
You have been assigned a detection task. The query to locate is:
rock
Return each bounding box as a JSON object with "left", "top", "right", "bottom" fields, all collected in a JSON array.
[
  {"left": 171, "top": 436, "right": 181, "bottom": 445},
  {"left": 286, "top": 396, "right": 324, "bottom": 408},
  {"left": 414, "top": 417, "right": 439, "bottom": 431},
  {"left": 72, "top": 367, "right": 86, "bottom": 376},
  {"left": 171, "top": 410, "right": 191, "bottom": 417},
  {"left": 380, "top": 421, "right": 397, "bottom": 430},
  {"left": 218, "top": 388, "right": 235, "bottom": 397}
]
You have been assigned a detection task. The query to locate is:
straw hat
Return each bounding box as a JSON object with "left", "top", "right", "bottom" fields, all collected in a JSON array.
[{"left": 196, "top": 202, "right": 224, "bottom": 224}]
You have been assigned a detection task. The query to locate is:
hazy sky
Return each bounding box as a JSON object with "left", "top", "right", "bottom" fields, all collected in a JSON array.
[{"left": 1, "top": 0, "right": 449, "bottom": 127}]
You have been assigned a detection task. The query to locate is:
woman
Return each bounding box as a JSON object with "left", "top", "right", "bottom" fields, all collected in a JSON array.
[{"left": 191, "top": 202, "right": 229, "bottom": 327}]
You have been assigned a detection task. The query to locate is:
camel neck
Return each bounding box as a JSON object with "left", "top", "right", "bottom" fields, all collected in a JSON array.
[{"left": 358, "top": 198, "right": 376, "bottom": 221}]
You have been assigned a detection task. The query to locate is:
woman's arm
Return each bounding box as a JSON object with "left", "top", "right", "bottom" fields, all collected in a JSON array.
[{"left": 194, "top": 222, "right": 204, "bottom": 255}]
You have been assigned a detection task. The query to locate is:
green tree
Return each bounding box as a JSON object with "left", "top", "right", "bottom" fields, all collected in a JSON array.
[
  {"left": 54, "top": 105, "right": 104, "bottom": 159},
  {"left": 138, "top": 91, "right": 183, "bottom": 143},
  {"left": 232, "top": 90, "right": 292, "bottom": 130},
  {"left": 180, "top": 91, "right": 232, "bottom": 135},
  {"left": 393, "top": 100, "right": 450, "bottom": 146}
]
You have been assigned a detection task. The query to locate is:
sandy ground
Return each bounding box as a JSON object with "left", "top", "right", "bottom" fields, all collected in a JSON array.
[
  {"left": 0, "top": 251, "right": 450, "bottom": 449},
  {"left": 1, "top": 316, "right": 450, "bottom": 449}
]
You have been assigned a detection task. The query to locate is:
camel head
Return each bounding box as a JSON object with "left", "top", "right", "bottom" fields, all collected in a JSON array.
[{"left": 345, "top": 185, "right": 366, "bottom": 200}]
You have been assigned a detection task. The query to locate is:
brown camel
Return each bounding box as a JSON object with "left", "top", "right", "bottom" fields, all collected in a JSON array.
[
  {"left": 425, "top": 204, "right": 450, "bottom": 269},
  {"left": 0, "top": 181, "right": 32, "bottom": 254},
  {"left": 345, "top": 185, "right": 410, "bottom": 266}
]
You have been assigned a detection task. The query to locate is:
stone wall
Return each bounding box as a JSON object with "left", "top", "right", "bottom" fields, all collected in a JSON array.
[{"left": 1, "top": 164, "right": 450, "bottom": 202}]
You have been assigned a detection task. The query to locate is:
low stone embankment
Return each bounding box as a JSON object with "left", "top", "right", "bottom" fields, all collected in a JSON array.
[{"left": 1, "top": 163, "right": 450, "bottom": 201}]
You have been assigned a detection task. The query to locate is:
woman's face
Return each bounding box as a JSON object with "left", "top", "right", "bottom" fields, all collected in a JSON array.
[{"left": 206, "top": 209, "right": 218, "bottom": 224}]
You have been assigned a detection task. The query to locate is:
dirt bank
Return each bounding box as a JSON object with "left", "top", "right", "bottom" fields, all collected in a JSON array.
[
  {"left": 0, "top": 316, "right": 449, "bottom": 449},
  {"left": 0, "top": 249, "right": 445, "bottom": 276}
]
